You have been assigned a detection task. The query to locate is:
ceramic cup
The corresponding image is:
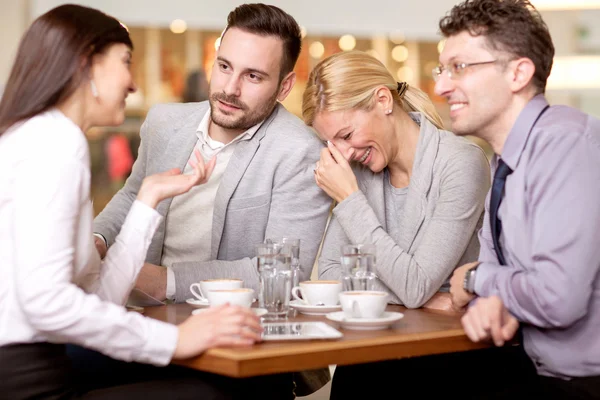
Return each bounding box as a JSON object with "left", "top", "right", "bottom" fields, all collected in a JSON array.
[
  {"left": 189, "top": 278, "right": 243, "bottom": 302},
  {"left": 339, "top": 290, "right": 389, "bottom": 319},
  {"left": 206, "top": 288, "right": 255, "bottom": 308},
  {"left": 291, "top": 280, "right": 343, "bottom": 306}
]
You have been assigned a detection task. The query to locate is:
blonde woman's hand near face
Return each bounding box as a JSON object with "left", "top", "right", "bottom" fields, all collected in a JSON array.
[
  {"left": 314, "top": 141, "right": 359, "bottom": 203},
  {"left": 173, "top": 304, "right": 263, "bottom": 360},
  {"left": 137, "top": 149, "right": 216, "bottom": 209}
]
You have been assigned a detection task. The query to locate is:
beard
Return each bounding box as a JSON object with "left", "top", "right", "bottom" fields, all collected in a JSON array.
[{"left": 209, "top": 88, "right": 279, "bottom": 131}]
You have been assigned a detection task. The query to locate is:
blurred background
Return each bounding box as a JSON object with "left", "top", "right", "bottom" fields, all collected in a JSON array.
[{"left": 1, "top": 0, "right": 599, "bottom": 214}]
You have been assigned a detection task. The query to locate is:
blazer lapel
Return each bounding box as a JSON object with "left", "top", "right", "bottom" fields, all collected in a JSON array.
[
  {"left": 211, "top": 139, "right": 261, "bottom": 257},
  {"left": 146, "top": 104, "right": 207, "bottom": 264},
  {"left": 210, "top": 105, "right": 279, "bottom": 258},
  {"left": 156, "top": 131, "right": 199, "bottom": 217}
]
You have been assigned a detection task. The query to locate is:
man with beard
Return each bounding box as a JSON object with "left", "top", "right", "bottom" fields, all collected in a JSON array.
[
  {"left": 81, "top": 3, "right": 331, "bottom": 398},
  {"left": 94, "top": 4, "right": 330, "bottom": 307}
]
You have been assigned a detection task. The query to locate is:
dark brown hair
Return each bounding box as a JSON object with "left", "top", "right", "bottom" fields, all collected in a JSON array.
[
  {"left": 0, "top": 4, "right": 133, "bottom": 137},
  {"left": 439, "top": 0, "right": 554, "bottom": 94},
  {"left": 223, "top": 3, "right": 301, "bottom": 81}
]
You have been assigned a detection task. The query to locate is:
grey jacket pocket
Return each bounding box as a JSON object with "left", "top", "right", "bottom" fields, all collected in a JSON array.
[{"left": 227, "top": 193, "right": 271, "bottom": 210}]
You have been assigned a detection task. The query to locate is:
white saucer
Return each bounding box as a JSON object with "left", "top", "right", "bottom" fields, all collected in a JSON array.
[
  {"left": 186, "top": 298, "right": 209, "bottom": 307},
  {"left": 326, "top": 311, "right": 404, "bottom": 331},
  {"left": 192, "top": 307, "right": 268, "bottom": 317},
  {"left": 290, "top": 300, "right": 342, "bottom": 316}
]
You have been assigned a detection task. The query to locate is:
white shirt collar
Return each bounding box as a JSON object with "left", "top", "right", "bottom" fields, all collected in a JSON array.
[{"left": 196, "top": 106, "right": 264, "bottom": 157}]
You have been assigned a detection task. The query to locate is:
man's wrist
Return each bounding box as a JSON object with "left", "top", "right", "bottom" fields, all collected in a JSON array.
[{"left": 463, "top": 263, "right": 480, "bottom": 294}]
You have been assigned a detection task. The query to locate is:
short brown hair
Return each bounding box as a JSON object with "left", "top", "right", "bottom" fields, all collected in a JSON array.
[
  {"left": 439, "top": 0, "right": 554, "bottom": 94},
  {"left": 0, "top": 4, "right": 132, "bottom": 136},
  {"left": 223, "top": 3, "right": 301, "bottom": 81}
]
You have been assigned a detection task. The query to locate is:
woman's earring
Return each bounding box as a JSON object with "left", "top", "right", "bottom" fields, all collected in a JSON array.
[
  {"left": 90, "top": 80, "right": 99, "bottom": 98},
  {"left": 385, "top": 109, "right": 392, "bottom": 115}
]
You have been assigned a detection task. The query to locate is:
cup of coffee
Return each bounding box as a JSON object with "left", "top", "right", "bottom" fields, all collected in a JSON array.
[
  {"left": 339, "top": 290, "right": 388, "bottom": 319},
  {"left": 206, "top": 288, "right": 255, "bottom": 308},
  {"left": 189, "top": 278, "right": 243, "bottom": 302},
  {"left": 291, "top": 280, "right": 342, "bottom": 306}
]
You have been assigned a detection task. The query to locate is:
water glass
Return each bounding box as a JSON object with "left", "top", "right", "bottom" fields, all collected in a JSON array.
[
  {"left": 340, "top": 244, "right": 377, "bottom": 291},
  {"left": 256, "top": 243, "right": 292, "bottom": 320},
  {"left": 265, "top": 238, "right": 301, "bottom": 291}
]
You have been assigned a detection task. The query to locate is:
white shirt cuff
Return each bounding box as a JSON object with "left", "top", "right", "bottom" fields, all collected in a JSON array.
[{"left": 166, "top": 267, "right": 176, "bottom": 300}]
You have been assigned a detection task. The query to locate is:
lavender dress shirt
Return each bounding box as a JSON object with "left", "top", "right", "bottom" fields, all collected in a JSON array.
[{"left": 474, "top": 94, "right": 600, "bottom": 379}]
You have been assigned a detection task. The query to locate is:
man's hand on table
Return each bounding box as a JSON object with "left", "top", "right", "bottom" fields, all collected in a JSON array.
[
  {"left": 135, "top": 262, "right": 168, "bottom": 301},
  {"left": 461, "top": 295, "right": 519, "bottom": 347}
]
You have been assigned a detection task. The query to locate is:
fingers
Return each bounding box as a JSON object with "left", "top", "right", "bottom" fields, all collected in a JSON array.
[
  {"left": 194, "top": 148, "right": 206, "bottom": 168},
  {"left": 320, "top": 147, "right": 334, "bottom": 164},
  {"left": 158, "top": 168, "right": 181, "bottom": 176},
  {"left": 204, "top": 156, "right": 217, "bottom": 181},
  {"left": 469, "top": 306, "right": 489, "bottom": 340},
  {"left": 203, "top": 305, "right": 263, "bottom": 337},
  {"left": 501, "top": 314, "right": 520, "bottom": 342},
  {"left": 188, "top": 151, "right": 216, "bottom": 185},
  {"left": 461, "top": 312, "right": 480, "bottom": 342},
  {"left": 326, "top": 141, "right": 348, "bottom": 166},
  {"left": 489, "top": 304, "right": 505, "bottom": 346},
  {"left": 212, "top": 336, "right": 256, "bottom": 348}
]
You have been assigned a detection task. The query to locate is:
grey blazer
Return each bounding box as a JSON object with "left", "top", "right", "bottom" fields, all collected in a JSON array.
[
  {"left": 319, "top": 113, "right": 491, "bottom": 308},
  {"left": 94, "top": 101, "right": 332, "bottom": 304}
]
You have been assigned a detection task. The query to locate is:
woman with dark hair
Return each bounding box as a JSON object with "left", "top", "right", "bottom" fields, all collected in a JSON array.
[{"left": 0, "top": 5, "right": 262, "bottom": 399}]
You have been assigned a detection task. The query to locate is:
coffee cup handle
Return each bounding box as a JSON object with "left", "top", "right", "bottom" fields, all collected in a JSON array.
[
  {"left": 291, "top": 286, "right": 305, "bottom": 304},
  {"left": 190, "top": 283, "right": 206, "bottom": 301}
]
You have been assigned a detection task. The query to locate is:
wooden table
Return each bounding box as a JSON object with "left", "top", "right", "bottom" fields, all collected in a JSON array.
[{"left": 145, "top": 304, "right": 489, "bottom": 378}]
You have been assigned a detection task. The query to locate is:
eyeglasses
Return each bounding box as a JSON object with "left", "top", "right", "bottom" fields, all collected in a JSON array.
[{"left": 432, "top": 60, "right": 498, "bottom": 82}]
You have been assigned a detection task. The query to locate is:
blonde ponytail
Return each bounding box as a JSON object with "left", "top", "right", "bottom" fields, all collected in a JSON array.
[{"left": 401, "top": 86, "right": 444, "bottom": 129}]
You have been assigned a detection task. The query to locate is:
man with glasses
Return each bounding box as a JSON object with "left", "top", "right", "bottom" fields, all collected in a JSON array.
[{"left": 439, "top": 0, "right": 600, "bottom": 398}]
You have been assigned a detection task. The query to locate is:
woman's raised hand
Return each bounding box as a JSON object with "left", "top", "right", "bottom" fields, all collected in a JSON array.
[
  {"left": 314, "top": 141, "right": 359, "bottom": 203},
  {"left": 137, "top": 149, "right": 216, "bottom": 209}
]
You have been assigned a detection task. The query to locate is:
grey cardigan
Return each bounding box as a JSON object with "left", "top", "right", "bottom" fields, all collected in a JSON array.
[
  {"left": 319, "top": 113, "right": 490, "bottom": 308},
  {"left": 94, "top": 101, "right": 332, "bottom": 304}
]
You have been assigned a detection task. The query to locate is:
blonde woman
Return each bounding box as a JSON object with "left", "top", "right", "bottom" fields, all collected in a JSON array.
[
  {"left": 302, "top": 49, "right": 491, "bottom": 398},
  {"left": 304, "top": 50, "right": 490, "bottom": 309}
]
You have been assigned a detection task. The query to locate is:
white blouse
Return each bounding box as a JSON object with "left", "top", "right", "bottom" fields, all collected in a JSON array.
[{"left": 0, "top": 109, "right": 177, "bottom": 366}]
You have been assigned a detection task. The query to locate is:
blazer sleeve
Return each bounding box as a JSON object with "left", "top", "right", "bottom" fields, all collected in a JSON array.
[
  {"left": 93, "top": 111, "right": 152, "bottom": 246},
  {"left": 320, "top": 146, "right": 490, "bottom": 308}
]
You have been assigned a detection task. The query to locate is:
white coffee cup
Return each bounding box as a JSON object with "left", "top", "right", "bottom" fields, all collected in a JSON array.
[
  {"left": 291, "top": 280, "right": 342, "bottom": 306},
  {"left": 206, "top": 288, "right": 255, "bottom": 308},
  {"left": 339, "top": 290, "right": 389, "bottom": 319},
  {"left": 189, "top": 279, "right": 243, "bottom": 302}
]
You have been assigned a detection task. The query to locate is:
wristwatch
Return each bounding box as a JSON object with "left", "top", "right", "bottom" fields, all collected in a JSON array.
[{"left": 463, "top": 265, "right": 479, "bottom": 294}]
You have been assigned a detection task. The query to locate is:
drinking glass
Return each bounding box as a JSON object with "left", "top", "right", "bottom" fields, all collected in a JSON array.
[
  {"left": 256, "top": 243, "right": 292, "bottom": 320},
  {"left": 265, "top": 237, "right": 301, "bottom": 291},
  {"left": 340, "top": 244, "right": 377, "bottom": 291}
]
